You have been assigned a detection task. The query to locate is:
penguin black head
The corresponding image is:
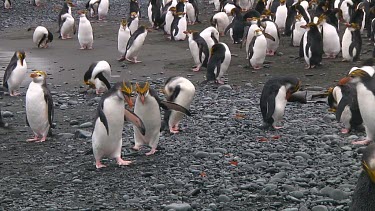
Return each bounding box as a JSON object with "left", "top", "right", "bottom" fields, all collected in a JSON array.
[
  {"left": 47, "top": 30, "right": 53, "bottom": 43},
  {"left": 16, "top": 50, "right": 26, "bottom": 66},
  {"left": 83, "top": 70, "right": 95, "bottom": 89},
  {"left": 339, "top": 65, "right": 375, "bottom": 85},
  {"left": 284, "top": 77, "right": 301, "bottom": 100},
  {"left": 169, "top": 6, "right": 176, "bottom": 12},
  {"left": 135, "top": 82, "right": 150, "bottom": 104},
  {"left": 66, "top": 0, "right": 75, "bottom": 7},
  {"left": 120, "top": 81, "right": 134, "bottom": 108},
  {"left": 30, "top": 70, "right": 47, "bottom": 84},
  {"left": 326, "top": 87, "right": 337, "bottom": 112}
]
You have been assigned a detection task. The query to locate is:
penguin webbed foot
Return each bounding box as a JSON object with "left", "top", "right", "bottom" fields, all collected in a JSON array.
[
  {"left": 26, "top": 135, "right": 40, "bottom": 142},
  {"left": 95, "top": 161, "right": 107, "bottom": 169},
  {"left": 116, "top": 157, "right": 132, "bottom": 166},
  {"left": 258, "top": 122, "right": 272, "bottom": 130},
  {"left": 145, "top": 148, "right": 157, "bottom": 156},
  {"left": 352, "top": 140, "right": 371, "bottom": 145},
  {"left": 341, "top": 128, "right": 350, "bottom": 134}
]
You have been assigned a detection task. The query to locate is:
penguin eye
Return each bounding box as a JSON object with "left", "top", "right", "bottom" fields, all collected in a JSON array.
[{"left": 38, "top": 74, "right": 41, "bottom": 77}]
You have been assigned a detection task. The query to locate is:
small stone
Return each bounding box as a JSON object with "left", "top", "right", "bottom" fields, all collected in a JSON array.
[
  {"left": 290, "top": 191, "right": 304, "bottom": 199},
  {"left": 153, "top": 184, "right": 166, "bottom": 190},
  {"left": 217, "top": 195, "right": 230, "bottom": 203},
  {"left": 164, "top": 203, "right": 193, "bottom": 211},
  {"left": 295, "top": 152, "right": 311, "bottom": 159},
  {"left": 58, "top": 133, "right": 75, "bottom": 139},
  {"left": 60, "top": 104, "right": 68, "bottom": 110},
  {"left": 194, "top": 151, "right": 209, "bottom": 158},
  {"left": 312, "top": 205, "right": 328, "bottom": 211},
  {"left": 79, "top": 122, "right": 93, "bottom": 128},
  {"left": 217, "top": 85, "right": 232, "bottom": 91},
  {"left": 74, "top": 129, "right": 92, "bottom": 139},
  {"left": 329, "top": 189, "right": 349, "bottom": 200},
  {"left": 1, "top": 111, "right": 13, "bottom": 117},
  {"left": 9, "top": 188, "right": 22, "bottom": 196},
  {"left": 72, "top": 179, "right": 82, "bottom": 184},
  {"left": 208, "top": 203, "right": 217, "bottom": 210}
]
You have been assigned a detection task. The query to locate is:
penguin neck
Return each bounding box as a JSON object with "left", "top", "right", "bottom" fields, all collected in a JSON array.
[{"left": 351, "top": 171, "right": 375, "bottom": 210}]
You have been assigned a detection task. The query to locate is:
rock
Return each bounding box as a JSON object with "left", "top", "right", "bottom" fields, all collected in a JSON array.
[
  {"left": 290, "top": 191, "right": 304, "bottom": 199},
  {"left": 323, "top": 114, "right": 336, "bottom": 122},
  {"left": 329, "top": 189, "right": 349, "bottom": 200},
  {"left": 153, "top": 184, "right": 166, "bottom": 190},
  {"left": 58, "top": 133, "right": 75, "bottom": 139},
  {"left": 295, "top": 152, "right": 310, "bottom": 159},
  {"left": 217, "top": 85, "right": 232, "bottom": 91},
  {"left": 217, "top": 195, "right": 230, "bottom": 203},
  {"left": 312, "top": 205, "right": 328, "bottom": 211},
  {"left": 79, "top": 122, "right": 93, "bottom": 128},
  {"left": 281, "top": 209, "right": 298, "bottom": 211},
  {"left": 74, "top": 129, "right": 92, "bottom": 139},
  {"left": 72, "top": 179, "right": 82, "bottom": 184},
  {"left": 9, "top": 188, "right": 22, "bottom": 196},
  {"left": 1, "top": 111, "right": 13, "bottom": 117},
  {"left": 164, "top": 203, "right": 193, "bottom": 211},
  {"left": 194, "top": 151, "right": 209, "bottom": 158}
]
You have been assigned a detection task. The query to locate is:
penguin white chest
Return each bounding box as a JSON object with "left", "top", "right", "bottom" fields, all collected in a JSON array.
[
  {"left": 134, "top": 96, "right": 161, "bottom": 143},
  {"left": 292, "top": 21, "right": 306, "bottom": 46},
  {"left": 246, "top": 24, "right": 259, "bottom": 55},
  {"left": 126, "top": 32, "right": 147, "bottom": 59},
  {"left": 118, "top": 27, "right": 131, "bottom": 55},
  {"left": 272, "top": 86, "right": 287, "bottom": 123},
  {"left": 164, "top": 12, "right": 174, "bottom": 34},
  {"left": 174, "top": 17, "right": 187, "bottom": 40},
  {"left": 302, "top": 32, "right": 311, "bottom": 64},
  {"left": 98, "top": 0, "right": 109, "bottom": 17},
  {"left": 26, "top": 83, "right": 49, "bottom": 135},
  {"left": 357, "top": 83, "right": 375, "bottom": 139},
  {"left": 4, "top": 0, "right": 11, "bottom": 9},
  {"left": 250, "top": 35, "right": 267, "bottom": 67},
  {"left": 321, "top": 23, "right": 340, "bottom": 56},
  {"left": 129, "top": 18, "right": 139, "bottom": 34},
  {"left": 78, "top": 18, "right": 93, "bottom": 46},
  {"left": 342, "top": 29, "right": 353, "bottom": 60},
  {"left": 188, "top": 39, "right": 201, "bottom": 66},
  {"left": 8, "top": 61, "right": 27, "bottom": 92},
  {"left": 275, "top": 5, "right": 287, "bottom": 29}
]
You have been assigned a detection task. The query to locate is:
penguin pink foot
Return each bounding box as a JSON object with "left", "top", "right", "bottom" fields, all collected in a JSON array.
[
  {"left": 95, "top": 161, "right": 107, "bottom": 169},
  {"left": 192, "top": 66, "right": 200, "bottom": 72},
  {"left": 10, "top": 91, "right": 21, "bottom": 96},
  {"left": 253, "top": 66, "right": 262, "bottom": 70},
  {"left": 117, "top": 57, "right": 125, "bottom": 61},
  {"left": 26, "top": 135, "right": 39, "bottom": 142},
  {"left": 116, "top": 157, "right": 132, "bottom": 166},
  {"left": 170, "top": 125, "right": 180, "bottom": 134},
  {"left": 145, "top": 148, "right": 157, "bottom": 156},
  {"left": 341, "top": 128, "right": 350, "bottom": 134},
  {"left": 132, "top": 145, "right": 141, "bottom": 151},
  {"left": 273, "top": 126, "right": 283, "bottom": 129},
  {"left": 216, "top": 79, "right": 225, "bottom": 84},
  {"left": 352, "top": 140, "right": 371, "bottom": 145},
  {"left": 36, "top": 136, "right": 47, "bottom": 142},
  {"left": 132, "top": 57, "right": 142, "bottom": 63}
]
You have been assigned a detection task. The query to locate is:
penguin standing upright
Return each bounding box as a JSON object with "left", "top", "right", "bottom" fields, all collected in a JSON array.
[
  {"left": 118, "top": 19, "right": 131, "bottom": 60},
  {"left": 78, "top": 10, "right": 94, "bottom": 50},
  {"left": 260, "top": 16, "right": 280, "bottom": 55},
  {"left": 239, "top": 0, "right": 252, "bottom": 11},
  {"left": 133, "top": 82, "right": 191, "bottom": 155},
  {"left": 162, "top": 76, "right": 195, "bottom": 133},
  {"left": 171, "top": 12, "right": 188, "bottom": 41},
  {"left": 244, "top": 17, "right": 260, "bottom": 58},
  {"left": 188, "top": 0, "right": 200, "bottom": 23},
  {"left": 211, "top": 12, "right": 230, "bottom": 36},
  {"left": 128, "top": 12, "right": 140, "bottom": 34},
  {"left": 25, "top": 70, "right": 53, "bottom": 142},
  {"left": 248, "top": 29, "right": 268, "bottom": 69},
  {"left": 86, "top": 0, "right": 99, "bottom": 17},
  {"left": 58, "top": 0, "right": 75, "bottom": 33},
  {"left": 30, "top": 26, "right": 53, "bottom": 48},
  {"left": 148, "top": 0, "right": 163, "bottom": 29},
  {"left": 186, "top": 1, "right": 196, "bottom": 25},
  {"left": 206, "top": 42, "right": 231, "bottom": 84},
  {"left": 225, "top": 8, "right": 244, "bottom": 44},
  {"left": 59, "top": 13, "right": 76, "bottom": 39},
  {"left": 291, "top": 14, "right": 306, "bottom": 47},
  {"left": 92, "top": 82, "right": 146, "bottom": 168},
  {"left": 84, "top": 61, "right": 112, "bottom": 94},
  {"left": 342, "top": 23, "right": 362, "bottom": 62},
  {"left": 301, "top": 22, "right": 323, "bottom": 69},
  {"left": 184, "top": 30, "right": 209, "bottom": 71},
  {"left": 130, "top": 0, "right": 141, "bottom": 17},
  {"left": 200, "top": 26, "right": 220, "bottom": 50},
  {"left": 164, "top": 7, "right": 176, "bottom": 35},
  {"left": 338, "top": 60, "right": 375, "bottom": 145},
  {"left": 97, "top": 0, "right": 109, "bottom": 21},
  {"left": 3, "top": 51, "right": 27, "bottom": 96},
  {"left": 317, "top": 14, "right": 341, "bottom": 58},
  {"left": 122, "top": 26, "right": 148, "bottom": 63},
  {"left": 274, "top": 0, "right": 287, "bottom": 31},
  {"left": 260, "top": 76, "right": 301, "bottom": 129},
  {"left": 3, "top": 0, "right": 11, "bottom": 9}
]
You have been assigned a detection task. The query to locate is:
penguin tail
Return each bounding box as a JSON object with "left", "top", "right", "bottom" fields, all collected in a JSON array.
[{"left": 85, "top": 148, "right": 94, "bottom": 155}]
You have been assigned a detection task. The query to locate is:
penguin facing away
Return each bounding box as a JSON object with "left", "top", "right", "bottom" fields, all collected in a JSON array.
[
  {"left": 78, "top": 10, "right": 94, "bottom": 50},
  {"left": 30, "top": 26, "right": 53, "bottom": 48},
  {"left": 92, "top": 82, "right": 146, "bottom": 168},
  {"left": 3, "top": 50, "right": 27, "bottom": 96},
  {"left": 97, "top": 0, "right": 109, "bottom": 20},
  {"left": 184, "top": 30, "right": 209, "bottom": 72},
  {"left": 224, "top": 8, "right": 245, "bottom": 44},
  {"left": 25, "top": 70, "right": 54, "bottom": 142},
  {"left": 162, "top": 76, "right": 195, "bottom": 133},
  {"left": 86, "top": 0, "right": 100, "bottom": 17},
  {"left": 83, "top": 61, "right": 112, "bottom": 94},
  {"left": 118, "top": 19, "right": 132, "bottom": 60},
  {"left": 260, "top": 76, "right": 301, "bottom": 129},
  {"left": 211, "top": 12, "right": 230, "bottom": 36},
  {"left": 121, "top": 26, "right": 148, "bottom": 63},
  {"left": 300, "top": 22, "right": 323, "bottom": 69},
  {"left": 148, "top": 0, "right": 163, "bottom": 29},
  {"left": 206, "top": 42, "right": 231, "bottom": 84},
  {"left": 317, "top": 14, "right": 341, "bottom": 58},
  {"left": 133, "top": 82, "right": 191, "bottom": 155}
]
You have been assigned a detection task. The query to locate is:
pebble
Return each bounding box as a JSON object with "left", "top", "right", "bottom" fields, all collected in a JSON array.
[
  {"left": 1, "top": 111, "right": 13, "bottom": 117},
  {"left": 164, "top": 203, "right": 193, "bottom": 211},
  {"left": 79, "top": 122, "right": 93, "bottom": 128},
  {"left": 312, "top": 205, "right": 328, "bottom": 211},
  {"left": 74, "top": 129, "right": 92, "bottom": 139},
  {"left": 194, "top": 151, "right": 209, "bottom": 158},
  {"left": 217, "top": 195, "right": 230, "bottom": 203}
]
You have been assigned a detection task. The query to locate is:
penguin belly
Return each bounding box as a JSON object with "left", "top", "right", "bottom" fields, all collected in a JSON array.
[
  {"left": 239, "top": 0, "right": 251, "bottom": 10},
  {"left": 173, "top": 17, "right": 187, "bottom": 40},
  {"left": 92, "top": 97, "right": 124, "bottom": 160},
  {"left": 126, "top": 32, "right": 147, "bottom": 60},
  {"left": 26, "top": 83, "right": 49, "bottom": 137},
  {"left": 129, "top": 18, "right": 139, "bottom": 34},
  {"left": 98, "top": 0, "right": 109, "bottom": 20},
  {"left": 272, "top": 86, "right": 287, "bottom": 125},
  {"left": 134, "top": 97, "right": 161, "bottom": 149},
  {"left": 33, "top": 26, "right": 48, "bottom": 48},
  {"left": 147, "top": 3, "right": 153, "bottom": 26},
  {"left": 7, "top": 61, "right": 27, "bottom": 93},
  {"left": 275, "top": 5, "right": 287, "bottom": 30},
  {"left": 167, "top": 81, "right": 195, "bottom": 127},
  {"left": 250, "top": 35, "right": 267, "bottom": 68},
  {"left": 340, "top": 3, "right": 351, "bottom": 23},
  {"left": 164, "top": 12, "right": 174, "bottom": 34},
  {"left": 78, "top": 18, "right": 94, "bottom": 48},
  {"left": 302, "top": 32, "right": 311, "bottom": 66},
  {"left": 357, "top": 83, "right": 375, "bottom": 140},
  {"left": 4, "top": 0, "right": 11, "bottom": 9},
  {"left": 342, "top": 29, "right": 353, "bottom": 61},
  {"left": 292, "top": 21, "right": 306, "bottom": 46},
  {"left": 60, "top": 14, "right": 74, "bottom": 38},
  {"left": 322, "top": 23, "right": 340, "bottom": 57},
  {"left": 118, "top": 27, "right": 131, "bottom": 55},
  {"left": 188, "top": 39, "right": 202, "bottom": 67},
  {"left": 340, "top": 106, "right": 352, "bottom": 130},
  {"left": 213, "top": 12, "right": 229, "bottom": 35},
  {"left": 246, "top": 25, "right": 260, "bottom": 57},
  {"left": 94, "top": 78, "right": 108, "bottom": 93},
  {"left": 186, "top": 3, "right": 196, "bottom": 24},
  {"left": 264, "top": 22, "right": 279, "bottom": 53},
  {"left": 213, "top": 0, "right": 220, "bottom": 11}
]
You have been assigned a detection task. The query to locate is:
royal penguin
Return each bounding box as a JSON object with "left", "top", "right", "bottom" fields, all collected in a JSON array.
[
  {"left": 274, "top": 0, "right": 287, "bottom": 31},
  {"left": 130, "top": 0, "right": 141, "bottom": 18},
  {"left": 30, "top": 0, "right": 42, "bottom": 7},
  {"left": 188, "top": 0, "right": 200, "bottom": 23},
  {"left": 350, "top": 143, "right": 375, "bottom": 210},
  {"left": 118, "top": 19, "right": 132, "bottom": 61},
  {"left": 248, "top": 29, "right": 269, "bottom": 69},
  {"left": 338, "top": 59, "right": 375, "bottom": 145},
  {"left": 184, "top": 30, "right": 209, "bottom": 72},
  {"left": 29, "top": 26, "right": 53, "bottom": 48},
  {"left": 148, "top": 0, "right": 163, "bottom": 29},
  {"left": 98, "top": 0, "right": 109, "bottom": 21},
  {"left": 239, "top": 0, "right": 252, "bottom": 11},
  {"left": 128, "top": 12, "right": 140, "bottom": 34},
  {"left": 84, "top": 61, "right": 112, "bottom": 94},
  {"left": 206, "top": 42, "right": 231, "bottom": 84},
  {"left": 291, "top": 14, "right": 306, "bottom": 47},
  {"left": 300, "top": 22, "right": 323, "bottom": 69},
  {"left": 57, "top": 0, "right": 75, "bottom": 33},
  {"left": 171, "top": 12, "right": 188, "bottom": 41},
  {"left": 25, "top": 70, "right": 53, "bottom": 142},
  {"left": 317, "top": 14, "right": 340, "bottom": 58},
  {"left": 164, "top": 7, "right": 176, "bottom": 35},
  {"left": 86, "top": 0, "right": 99, "bottom": 17},
  {"left": 260, "top": 16, "right": 280, "bottom": 55},
  {"left": 244, "top": 17, "right": 260, "bottom": 58},
  {"left": 3, "top": 51, "right": 27, "bottom": 96},
  {"left": 200, "top": 26, "right": 220, "bottom": 50},
  {"left": 3, "top": 0, "right": 11, "bottom": 9},
  {"left": 59, "top": 13, "right": 76, "bottom": 39},
  {"left": 175, "top": 0, "right": 186, "bottom": 13},
  {"left": 92, "top": 82, "right": 146, "bottom": 168},
  {"left": 211, "top": 12, "right": 230, "bottom": 36},
  {"left": 122, "top": 26, "right": 148, "bottom": 63},
  {"left": 133, "top": 82, "right": 191, "bottom": 155},
  {"left": 78, "top": 10, "right": 94, "bottom": 50},
  {"left": 225, "top": 8, "right": 245, "bottom": 44},
  {"left": 260, "top": 76, "right": 301, "bottom": 129},
  {"left": 186, "top": 1, "right": 196, "bottom": 25},
  {"left": 162, "top": 76, "right": 195, "bottom": 133},
  {"left": 342, "top": 22, "right": 362, "bottom": 62}
]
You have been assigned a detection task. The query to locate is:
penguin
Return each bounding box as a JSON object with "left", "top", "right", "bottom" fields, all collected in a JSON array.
[
  {"left": 128, "top": 12, "right": 140, "bottom": 34},
  {"left": 350, "top": 143, "right": 375, "bottom": 210},
  {"left": 184, "top": 30, "right": 209, "bottom": 72},
  {"left": 291, "top": 14, "right": 306, "bottom": 47},
  {"left": 242, "top": 9, "right": 261, "bottom": 21},
  {"left": 3, "top": 0, "right": 11, "bottom": 9},
  {"left": 200, "top": 26, "right": 220, "bottom": 50},
  {"left": 78, "top": 10, "right": 94, "bottom": 50},
  {"left": 133, "top": 82, "right": 191, "bottom": 155},
  {"left": 121, "top": 26, "right": 148, "bottom": 63},
  {"left": 335, "top": 0, "right": 354, "bottom": 24},
  {"left": 211, "top": 12, "right": 230, "bottom": 36},
  {"left": 58, "top": 0, "right": 75, "bottom": 33},
  {"left": 260, "top": 16, "right": 280, "bottom": 55},
  {"left": 283, "top": 2, "right": 298, "bottom": 36},
  {"left": 86, "top": 0, "right": 99, "bottom": 17},
  {"left": 118, "top": 19, "right": 132, "bottom": 61},
  {"left": 148, "top": 0, "right": 163, "bottom": 29},
  {"left": 98, "top": 0, "right": 109, "bottom": 21},
  {"left": 205, "top": 42, "right": 231, "bottom": 84},
  {"left": 171, "top": 12, "right": 187, "bottom": 41},
  {"left": 92, "top": 82, "right": 146, "bottom": 168},
  {"left": 300, "top": 22, "right": 323, "bottom": 69},
  {"left": 3, "top": 51, "right": 27, "bottom": 96},
  {"left": 84, "top": 61, "right": 112, "bottom": 94},
  {"left": 30, "top": 26, "right": 53, "bottom": 48},
  {"left": 317, "top": 14, "right": 340, "bottom": 58},
  {"left": 130, "top": 0, "right": 141, "bottom": 18},
  {"left": 338, "top": 60, "right": 375, "bottom": 145},
  {"left": 162, "top": 76, "right": 195, "bottom": 133},
  {"left": 342, "top": 22, "right": 362, "bottom": 62},
  {"left": 254, "top": 0, "right": 266, "bottom": 15},
  {"left": 186, "top": 1, "right": 196, "bottom": 25},
  {"left": 0, "top": 107, "right": 9, "bottom": 128},
  {"left": 25, "top": 70, "right": 54, "bottom": 142},
  {"left": 175, "top": 0, "right": 186, "bottom": 13},
  {"left": 239, "top": 0, "right": 252, "bottom": 11},
  {"left": 188, "top": 0, "right": 200, "bottom": 23},
  {"left": 244, "top": 17, "right": 260, "bottom": 58},
  {"left": 248, "top": 29, "right": 268, "bottom": 69},
  {"left": 224, "top": 8, "right": 244, "bottom": 44},
  {"left": 260, "top": 76, "right": 301, "bottom": 129},
  {"left": 274, "top": 0, "right": 287, "bottom": 31},
  {"left": 164, "top": 7, "right": 176, "bottom": 35},
  {"left": 59, "top": 13, "right": 76, "bottom": 39},
  {"left": 30, "top": 0, "right": 41, "bottom": 7}
]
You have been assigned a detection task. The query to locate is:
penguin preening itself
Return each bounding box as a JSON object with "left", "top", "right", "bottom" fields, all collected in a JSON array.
[
  {"left": 342, "top": 22, "right": 362, "bottom": 62},
  {"left": 184, "top": 30, "right": 209, "bottom": 72},
  {"left": 133, "top": 82, "right": 191, "bottom": 155},
  {"left": 29, "top": 26, "right": 53, "bottom": 48},
  {"left": 84, "top": 61, "right": 112, "bottom": 94},
  {"left": 97, "top": 0, "right": 109, "bottom": 21},
  {"left": 205, "top": 42, "right": 231, "bottom": 84},
  {"left": 300, "top": 22, "right": 323, "bottom": 69},
  {"left": 25, "top": 70, "right": 54, "bottom": 142},
  {"left": 260, "top": 76, "right": 301, "bottom": 129},
  {"left": 120, "top": 26, "right": 148, "bottom": 63},
  {"left": 92, "top": 82, "right": 146, "bottom": 169},
  {"left": 57, "top": 0, "right": 75, "bottom": 33},
  {"left": 200, "top": 26, "right": 220, "bottom": 50},
  {"left": 128, "top": 12, "right": 140, "bottom": 34},
  {"left": 260, "top": 16, "right": 280, "bottom": 56},
  {"left": 3, "top": 51, "right": 27, "bottom": 96},
  {"left": 59, "top": 13, "right": 76, "bottom": 39},
  {"left": 162, "top": 76, "right": 195, "bottom": 133},
  {"left": 86, "top": 0, "right": 99, "bottom": 17},
  {"left": 78, "top": 10, "right": 94, "bottom": 50},
  {"left": 338, "top": 60, "right": 375, "bottom": 145},
  {"left": 118, "top": 19, "right": 132, "bottom": 61},
  {"left": 3, "top": 0, "right": 11, "bottom": 9}
]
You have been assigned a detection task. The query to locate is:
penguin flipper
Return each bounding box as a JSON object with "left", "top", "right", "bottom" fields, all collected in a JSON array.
[
  {"left": 299, "top": 33, "right": 304, "bottom": 58},
  {"left": 160, "top": 101, "right": 192, "bottom": 116},
  {"left": 26, "top": 115, "right": 30, "bottom": 127},
  {"left": 336, "top": 96, "right": 350, "bottom": 122},
  {"left": 38, "top": 34, "right": 47, "bottom": 48},
  {"left": 168, "top": 85, "right": 181, "bottom": 102},
  {"left": 264, "top": 32, "right": 275, "bottom": 41},
  {"left": 96, "top": 72, "right": 111, "bottom": 89},
  {"left": 124, "top": 108, "right": 146, "bottom": 135},
  {"left": 3, "top": 54, "right": 18, "bottom": 90},
  {"left": 248, "top": 36, "right": 256, "bottom": 61},
  {"left": 224, "top": 22, "right": 233, "bottom": 35},
  {"left": 98, "top": 100, "right": 109, "bottom": 135},
  {"left": 43, "top": 85, "right": 54, "bottom": 128}
]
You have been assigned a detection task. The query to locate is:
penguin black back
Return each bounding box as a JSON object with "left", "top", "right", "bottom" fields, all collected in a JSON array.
[
  {"left": 242, "top": 9, "right": 261, "bottom": 21},
  {"left": 284, "top": 4, "right": 297, "bottom": 36},
  {"left": 335, "top": 84, "right": 363, "bottom": 128},
  {"left": 130, "top": 0, "right": 140, "bottom": 16},
  {"left": 192, "top": 32, "right": 209, "bottom": 67},
  {"left": 307, "top": 24, "right": 323, "bottom": 67},
  {"left": 206, "top": 43, "right": 226, "bottom": 81}
]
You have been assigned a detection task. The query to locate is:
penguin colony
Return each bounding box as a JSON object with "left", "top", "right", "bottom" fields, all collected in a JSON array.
[{"left": 3, "top": 0, "right": 375, "bottom": 208}]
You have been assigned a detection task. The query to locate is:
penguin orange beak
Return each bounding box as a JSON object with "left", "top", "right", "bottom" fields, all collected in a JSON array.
[
  {"left": 125, "top": 95, "right": 134, "bottom": 108},
  {"left": 338, "top": 77, "right": 351, "bottom": 85},
  {"left": 140, "top": 95, "right": 145, "bottom": 104},
  {"left": 30, "top": 73, "right": 38, "bottom": 78},
  {"left": 286, "top": 91, "right": 292, "bottom": 100}
]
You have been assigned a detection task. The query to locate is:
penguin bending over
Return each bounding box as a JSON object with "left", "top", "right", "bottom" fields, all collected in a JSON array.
[
  {"left": 78, "top": 10, "right": 94, "bottom": 50},
  {"left": 118, "top": 19, "right": 132, "bottom": 60},
  {"left": 162, "top": 76, "right": 195, "bottom": 133},
  {"left": 92, "top": 82, "right": 146, "bottom": 168},
  {"left": 3, "top": 0, "right": 11, "bottom": 9},
  {"left": 200, "top": 26, "right": 220, "bottom": 50},
  {"left": 133, "top": 82, "right": 191, "bottom": 155},
  {"left": 342, "top": 23, "right": 362, "bottom": 62},
  {"left": 260, "top": 76, "right": 301, "bottom": 129},
  {"left": 184, "top": 30, "right": 209, "bottom": 72},
  {"left": 211, "top": 12, "right": 230, "bottom": 36},
  {"left": 26, "top": 70, "right": 54, "bottom": 142},
  {"left": 3, "top": 51, "right": 27, "bottom": 96},
  {"left": 30, "top": 26, "right": 53, "bottom": 48},
  {"left": 260, "top": 16, "right": 280, "bottom": 55},
  {"left": 121, "top": 26, "right": 148, "bottom": 63},
  {"left": 244, "top": 17, "right": 260, "bottom": 58},
  {"left": 205, "top": 42, "right": 231, "bottom": 84},
  {"left": 84, "top": 61, "right": 112, "bottom": 94},
  {"left": 300, "top": 22, "right": 323, "bottom": 69}
]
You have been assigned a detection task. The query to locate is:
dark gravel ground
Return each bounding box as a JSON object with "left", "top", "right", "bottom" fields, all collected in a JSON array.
[{"left": 0, "top": 0, "right": 372, "bottom": 210}]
